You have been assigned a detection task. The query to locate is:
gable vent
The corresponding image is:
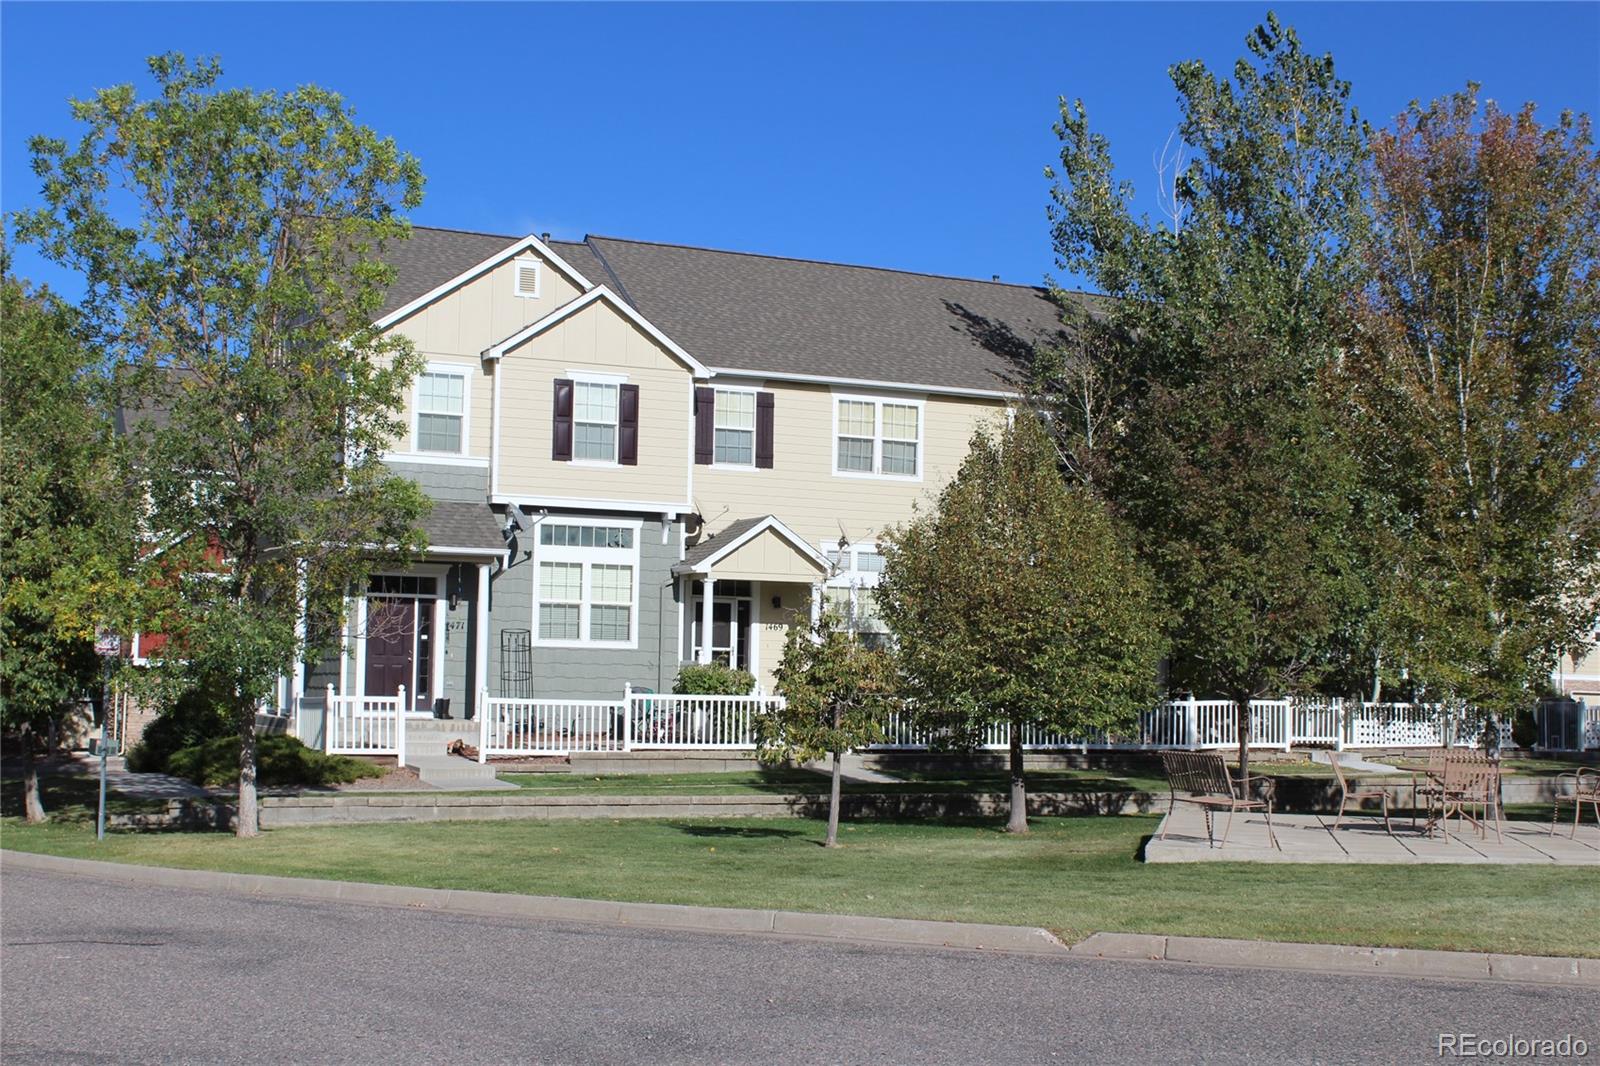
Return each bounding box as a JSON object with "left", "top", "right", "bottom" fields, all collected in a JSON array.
[{"left": 514, "top": 260, "right": 541, "bottom": 298}]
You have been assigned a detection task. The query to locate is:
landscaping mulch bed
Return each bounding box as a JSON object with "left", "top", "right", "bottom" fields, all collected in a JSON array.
[{"left": 329, "top": 765, "right": 426, "bottom": 791}]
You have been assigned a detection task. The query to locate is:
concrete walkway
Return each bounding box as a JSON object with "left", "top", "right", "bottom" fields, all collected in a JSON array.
[
  {"left": 803, "top": 753, "right": 902, "bottom": 784},
  {"left": 1146, "top": 805, "right": 1600, "bottom": 864},
  {"left": 66, "top": 754, "right": 209, "bottom": 801}
]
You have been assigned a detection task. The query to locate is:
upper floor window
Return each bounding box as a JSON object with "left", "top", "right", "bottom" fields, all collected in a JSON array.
[
  {"left": 714, "top": 389, "right": 756, "bottom": 466},
  {"left": 574, "top": 381, "right": 619, "bottom": 462},
  {"left": 416, "top": 367, "right": 468, "bottom": 454},
  {"left": 834, "top": 396, "right": 922, "bottom": 479}
]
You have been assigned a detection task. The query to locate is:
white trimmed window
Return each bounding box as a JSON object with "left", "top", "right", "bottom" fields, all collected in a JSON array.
[
  {"left": 513, "top": 259, "right": 541, "bottom": 298},
  {"left": 415, "top": 367, "right": 468, "bottom": 454},
  {"left": 533, "top": 521, "right": 641, "bottom": 647},
  {"left": 822, "top": 541, "right": 890, "bottom": 647},
  {"left": 713, "top": 389, "right": 756, "bottom": 466},
  {"left": 833, "top": 395, "right": 923, "bottom": 478},
  {"left": 573, "top": 381, "right": 619, "bottom": 462}
]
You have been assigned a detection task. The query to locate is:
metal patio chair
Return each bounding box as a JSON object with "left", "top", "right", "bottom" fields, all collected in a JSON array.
[
  {"left": 1327, "top": 751, "right": 1393, "bottom": 834},
  {"left": 1158, "top": 750, "right": 1280, "bottom": 851}
]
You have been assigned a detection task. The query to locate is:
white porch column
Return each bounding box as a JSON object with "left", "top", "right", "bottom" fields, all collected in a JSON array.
[
  {"left": 291, "top": 559, "right": 309, "bottom": 706},
  {"left": 697, "top": 572, "right": 715, "bottom": 664},
  {"left": 475, "top": 562, "right": 491, "bottom": 717}
]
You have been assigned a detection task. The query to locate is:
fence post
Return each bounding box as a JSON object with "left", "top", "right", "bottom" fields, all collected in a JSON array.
[
  {"left": 477, "top": 689, "right": 489, "bottom": 764},
  {"left": 1281, "top": 699, "right": 1293, "bottom": 751},
  {"left": 396, "top": 685, "right": 407, "bottom": 767},
  {"left": 623, "top": 683, "right": 634, "bottom": 752},
  {"left": 1184, "top": 695, "right": 1198, "bottom": 750},
  {"left": 323, "top": 684, "right": 335, "bottom": 754},
  {"left": 1334, "top": 697, "right": 1345, "bottom": 751}
]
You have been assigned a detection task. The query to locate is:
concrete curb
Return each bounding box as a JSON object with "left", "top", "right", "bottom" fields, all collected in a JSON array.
[
  {"left": 5, "top": 849, "right": 1594, "bottom": 987},
  {"left": 1067, "top": 932, "right": 1600, "bottom": 987},
  {"left": 0, "top": 850, "right": 1063, "bottom": 956}
]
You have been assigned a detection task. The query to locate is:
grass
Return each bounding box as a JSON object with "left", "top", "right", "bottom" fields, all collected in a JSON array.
[
  {"left": 497, "top": 767, "right": 1166, "bottom": 795},
  {"left": 3, "top": 808, "right": 1594, "bottom": 958}
]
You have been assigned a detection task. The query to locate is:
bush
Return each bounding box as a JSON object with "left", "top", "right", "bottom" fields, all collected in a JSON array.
[
  {"left": 125, "top": 684, "right": 233, "bottom": 774},
  {"left": 673, "top": 663, "right": 756, "bottom": 695},
  {"left": 166, "top": 733, "right": 381, "bottom": 789}
]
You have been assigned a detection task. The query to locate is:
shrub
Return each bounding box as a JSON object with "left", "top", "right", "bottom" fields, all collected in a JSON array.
[
  {"left": 125, "top": 683, "right": 233, "bottom": 774},
  {"left": 673, "top": 663, "right": 756, "bottom": 695},
  {"left": 166, "top": 733, "right": 381, "bottom": 789}
]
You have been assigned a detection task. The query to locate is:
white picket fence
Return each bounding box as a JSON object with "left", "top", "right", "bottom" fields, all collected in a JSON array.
[
  {"left": 321, "top": 685, "right": 408, "bottom": 765},
  {"left": 297, "top": 686, "right": 1500, "bottom": 762},
  {"left": 474, "top": 689, "right": 789, "bottom": 759}
]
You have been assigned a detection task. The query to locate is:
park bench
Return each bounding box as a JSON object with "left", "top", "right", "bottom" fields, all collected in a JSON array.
[{"left": 1157, "top": 750, "right": 1280, "bottom": 850}]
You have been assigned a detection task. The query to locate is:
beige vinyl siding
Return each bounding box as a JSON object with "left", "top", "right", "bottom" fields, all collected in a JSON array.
[
  {"left": 754, "top": 584, "right": 809, "bottom": 691},
  {"left": 708, "top": 531, "right": 827, "bottom": 582},
  {"left": 384, "top": 254, "right": 587, "bottom": 459},
  {"left": 498, "top": 296, "right": 693, "bottom": 503},
  {"left": 694, "top": 381, "right": 1007, "bottom": 550}
]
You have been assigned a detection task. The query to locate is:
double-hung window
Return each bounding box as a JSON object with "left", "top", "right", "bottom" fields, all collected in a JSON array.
[
  {"left": 834, "top": 395, "right": 922, "bottom": 478},
  {"left": 713, "top": 389, "right": 756, "bottom": 466},
  {"left": 534, "top": 521, "right": 640, "bottom": 647},
  {"left": 822, "top": 542, "right": 891, "bottom": 647},
  {"left": 416, "top": 367, "right": 468, "bottom": 454},
  {"left": 573, "top": 381, "right": 619, "bottom": 462}
]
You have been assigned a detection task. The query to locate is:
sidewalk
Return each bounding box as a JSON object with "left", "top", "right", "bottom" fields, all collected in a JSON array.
[
  {"left": 4, "top": 849, "right": 1594, "bottom": 988},
  {"left": 65, "top": 754, "right": 210, "bottom": 801}
]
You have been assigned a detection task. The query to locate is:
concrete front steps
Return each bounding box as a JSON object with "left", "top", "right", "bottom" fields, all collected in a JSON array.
[{"left": 402, "top": 719, "right": 504, "bottom": 790}]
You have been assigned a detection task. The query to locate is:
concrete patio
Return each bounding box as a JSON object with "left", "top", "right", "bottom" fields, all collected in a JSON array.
[{"left": 1146, "top": 806, "right": 1600, "bottom": 864}]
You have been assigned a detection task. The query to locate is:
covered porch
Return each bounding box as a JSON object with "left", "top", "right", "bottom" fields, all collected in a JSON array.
[{"left": 672, "top": 515, "right": 832, "bottom": 692}]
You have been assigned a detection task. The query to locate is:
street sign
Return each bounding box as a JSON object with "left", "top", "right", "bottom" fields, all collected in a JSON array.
[{"left": 94, "top": 631, "right": 122, "bottom": 658}]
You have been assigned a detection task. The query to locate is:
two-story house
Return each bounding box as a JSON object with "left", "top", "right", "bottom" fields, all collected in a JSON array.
[{"left": 291, "top": 226, "right": 1074, "bottom": 719}]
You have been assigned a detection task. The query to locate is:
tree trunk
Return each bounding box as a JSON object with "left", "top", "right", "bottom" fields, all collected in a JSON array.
[
  {"left": 1235, "top": 695, "right": 1251, "bottom": 796},
  {"left": 236, "top": 705, "right": 259, "bottom": 838},
  {"left": 22, "top": 722, "right": 47, "bottom": 824},
  {"left": 825, "top": 749, "right": 842, "bottom": 848},
  {"left": 1006, "top": 727, "right": 1028, "bottom": 834}
]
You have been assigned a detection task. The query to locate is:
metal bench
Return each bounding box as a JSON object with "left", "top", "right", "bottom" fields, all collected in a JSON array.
[{"left": 1158, "top": 750, "right": 1280, "bottom": 850}]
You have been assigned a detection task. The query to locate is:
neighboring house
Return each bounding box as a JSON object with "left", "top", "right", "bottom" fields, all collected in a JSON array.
[{"left": 288, "top": 226, "right": 1076, "bottom": 718}]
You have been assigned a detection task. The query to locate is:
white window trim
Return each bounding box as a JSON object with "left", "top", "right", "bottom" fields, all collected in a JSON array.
[
  {"left": 412, "top": 361, "right": 473, "bottom": 457},
  {"left": 353, "top": 565, "right": 449, "bottom": 714},
  {"left": 710, "top": 385, "right": 760, "bottom": 470},
  {"left": 831, "top": 393, "right": 925, "bottom": 481},
  {"left": 532, "top": 518, "right": 643, "bottom": 649},
  {"left": 820, "top": 539, "right": 889, "bottom": 637},
  {"left": 568, "top": 372, "right": 627, "bottom": 468},
  {"left": 512, "top": 257, "right": 542, "bottom": 299}
]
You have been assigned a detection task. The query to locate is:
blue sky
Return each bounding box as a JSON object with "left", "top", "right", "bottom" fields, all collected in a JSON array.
[{"left": 4, "top": 2, "right": 1597, "bottom": 296}]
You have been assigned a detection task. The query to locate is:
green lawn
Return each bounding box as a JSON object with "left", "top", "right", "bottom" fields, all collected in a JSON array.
[
  {"left": 4, "top": 811, "right": 1594, "bottom": 958},
  {"left": 0, "top": 770, "right": 166, "bottom": 822},
  {"left": 498, "top": 768, "right": 1166, "bottom": 795}
]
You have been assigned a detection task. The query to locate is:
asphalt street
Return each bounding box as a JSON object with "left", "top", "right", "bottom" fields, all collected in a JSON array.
[{"left": 1, "top": 866, "right": 1594, "bottom": 1065}]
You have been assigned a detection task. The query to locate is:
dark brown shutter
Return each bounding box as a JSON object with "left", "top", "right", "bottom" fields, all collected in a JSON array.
[
  {"left": 755, "top": 391, "right": 775, "bottom": 469},
  {"left": 551, "top": 378, "right": 573, "bottom": 461},
  {"left": 694, "top": 386, "right": 714, "bottom": 465},
  {"left": 618, "top": 383, "right": 640, "bottom": 466}
]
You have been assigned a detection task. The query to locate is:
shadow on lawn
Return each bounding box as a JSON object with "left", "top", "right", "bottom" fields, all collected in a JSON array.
[{"left": 676, "top": 824, "right": 808, "bottom": 840}]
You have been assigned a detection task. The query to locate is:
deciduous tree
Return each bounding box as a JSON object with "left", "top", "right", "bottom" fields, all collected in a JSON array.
[
  {"left": 14, "top": 55, "right": 430, "bottom": 835},
  {"left": 1045, "top": 13, "right": 1368, "bottom": 781},
  {"left": 1339, "top": 88, "right": 1600, "bottom": 729},
  {"left": 877, "top": 413, "right": 1164, "bottom": 833},
  {"left": 0, "top": 265, "right": 133, "bottom": 821},
  {"left": 758, "top": 606, "right": 896, "bottom": 848}
]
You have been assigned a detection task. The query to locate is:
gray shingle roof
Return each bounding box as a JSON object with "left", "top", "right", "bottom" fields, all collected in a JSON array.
[
  {"left": 376, "top": 227, "right": 1100, "bottom": 393},
  {"left": 376, "top": 227, "right": 525, "bottom": 319},
  {"left": 584, "top": 236, "right": 1088, "bottom": 393},
  {"left": 419, "top": 501, "right": 506, "bottom": 554},
  {"left": 679, "top": 516, "right": 770, "bottom": 570}
]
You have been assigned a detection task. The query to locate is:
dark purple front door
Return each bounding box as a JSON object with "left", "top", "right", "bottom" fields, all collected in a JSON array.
[{"left": 364, "top": 597, "right": 415, "bottom": 700}]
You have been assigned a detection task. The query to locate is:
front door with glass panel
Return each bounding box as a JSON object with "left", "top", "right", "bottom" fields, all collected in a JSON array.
[
  {"left": 690, "top": 581, "right": 752, "bottom": 670},
  {"left": 364, "top": 575, "right": 436, "bottom": 712}
]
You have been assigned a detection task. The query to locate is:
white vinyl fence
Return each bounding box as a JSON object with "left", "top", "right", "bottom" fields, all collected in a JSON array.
[
  {"left": 294, "top": 686, "right": 1516, "bottom": 761},
  {"left": 321, "top": 685, "right": 407, "bottom": 764}
]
